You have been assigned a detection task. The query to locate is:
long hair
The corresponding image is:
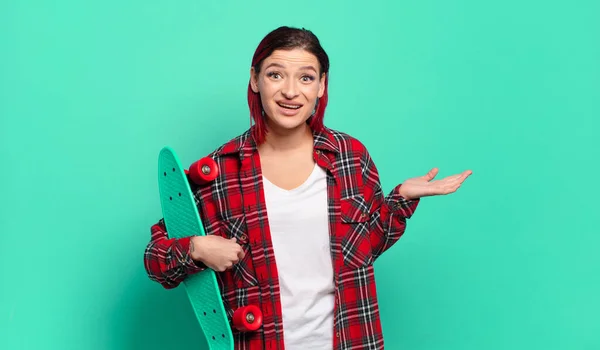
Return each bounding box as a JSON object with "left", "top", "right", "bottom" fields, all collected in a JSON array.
[{"left": 247, "top": 26, "right": 330, "bottom": 144}]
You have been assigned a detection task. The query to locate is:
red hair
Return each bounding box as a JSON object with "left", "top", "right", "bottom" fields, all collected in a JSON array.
[{"left": 247, "top": 26, "right": 330, "bottom": 144}]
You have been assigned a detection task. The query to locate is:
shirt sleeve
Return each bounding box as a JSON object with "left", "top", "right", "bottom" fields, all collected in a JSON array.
[
  {"left": 143, "top": 218, "right": 206, "bottom": 289},
  {"left": 361, "top": 149, "right": 420, "bottom": 260}
]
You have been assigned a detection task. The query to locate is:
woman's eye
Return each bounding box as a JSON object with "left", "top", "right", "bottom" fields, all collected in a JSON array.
[
  {"left": 267, "top": 72, "right": 281, "bottom": 79},
  {"left": 301, "top": 75, "right": 315, "bottom": 82}
]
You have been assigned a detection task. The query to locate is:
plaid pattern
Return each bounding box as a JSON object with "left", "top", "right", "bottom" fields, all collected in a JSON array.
[{"left": 144, "top": 126, "right": 419, "bottom": 349}]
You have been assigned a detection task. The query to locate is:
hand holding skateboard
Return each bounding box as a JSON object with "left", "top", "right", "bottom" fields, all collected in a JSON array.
[{"left": 191, "top": 236, "right": 245, "bottom": 272}]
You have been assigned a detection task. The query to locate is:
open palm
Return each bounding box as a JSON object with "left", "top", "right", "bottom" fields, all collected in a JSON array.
[{"left": 399, "top": 168, "right": 472, "bottom": 200}]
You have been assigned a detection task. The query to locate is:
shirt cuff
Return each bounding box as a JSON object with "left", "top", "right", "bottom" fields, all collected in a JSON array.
[
  {"left": 175, "top": 236, "right": 207, "bottom": 273},
  {"left": 386, "top": 184, "right": 420, "bottom": 218}
]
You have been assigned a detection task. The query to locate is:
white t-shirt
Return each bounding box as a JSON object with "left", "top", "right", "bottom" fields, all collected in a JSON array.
[{"left": 263, "top": 164, "right": 334, "bottom": 350}]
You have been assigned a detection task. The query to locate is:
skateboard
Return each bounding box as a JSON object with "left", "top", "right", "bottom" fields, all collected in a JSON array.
[{"left": 157, "top": 146, "right": 263, "bottom": 350}]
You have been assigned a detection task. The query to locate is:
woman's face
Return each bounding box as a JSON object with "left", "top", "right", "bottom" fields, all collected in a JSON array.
[{"left": 251, "top": 48, "right": 326, "bottom": 134}]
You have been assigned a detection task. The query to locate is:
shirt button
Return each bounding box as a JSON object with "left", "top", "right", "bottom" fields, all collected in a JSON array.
[
  {"left": 336, "top": 332, "right": 340, "bottom": 338},
  {"left": 240, "top": 234, "right": 248, "bottom": 242}
]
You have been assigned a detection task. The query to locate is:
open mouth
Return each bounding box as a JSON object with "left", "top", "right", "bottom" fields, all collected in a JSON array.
[{"left": 277, "top": 102, "right": 303, "bottom": 110}]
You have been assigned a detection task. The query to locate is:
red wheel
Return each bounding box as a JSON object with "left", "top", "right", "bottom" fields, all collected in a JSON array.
[
  {"left": 188, "top": 157, "right": 218, "bottom": 185},
  {"left": 232, "top": 305, "right": 263, "bottom": 332}
]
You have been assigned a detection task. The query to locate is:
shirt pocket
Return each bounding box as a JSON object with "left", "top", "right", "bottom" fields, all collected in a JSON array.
[
  {"left": 340, "top": 195, "right": 374, "bottom": 270},
  {"left": 221, "top": 214, "right": 258, "bottom": 287}
]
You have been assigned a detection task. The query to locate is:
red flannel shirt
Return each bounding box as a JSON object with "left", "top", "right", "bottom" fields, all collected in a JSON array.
[{"left": 144, "top": 125, "right": 419, "bottom": 349}]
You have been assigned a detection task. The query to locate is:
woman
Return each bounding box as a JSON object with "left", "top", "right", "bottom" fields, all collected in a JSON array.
[{"left": 144, "top": 26, "right": 471, "bottom": 350}]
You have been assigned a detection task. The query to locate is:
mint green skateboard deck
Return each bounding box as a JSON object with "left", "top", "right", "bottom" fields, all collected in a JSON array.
[{"left": 158, "top": 146, "right": 234, "bottom": 350}]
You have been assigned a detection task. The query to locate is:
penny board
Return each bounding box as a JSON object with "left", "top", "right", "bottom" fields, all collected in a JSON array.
[{"left": 158, "top": 146, "right": 233, "bottom": 350}]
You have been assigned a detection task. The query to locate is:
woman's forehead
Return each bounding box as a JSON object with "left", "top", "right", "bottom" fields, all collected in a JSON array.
[{"left": 263, "top": 49, "right": 320, "bottom": 70}]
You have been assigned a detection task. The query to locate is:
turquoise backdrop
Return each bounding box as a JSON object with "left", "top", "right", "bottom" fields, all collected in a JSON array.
[{"left": 2, "top": 0, "right": 599, "bottom": 349}]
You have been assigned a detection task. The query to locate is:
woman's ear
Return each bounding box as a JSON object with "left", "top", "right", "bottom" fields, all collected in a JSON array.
[
  {"left": 250, "top": 67, "right": 259, "bottom": 93},
  {"left": 318, "top": 73, "right": 327, "bottom": 98}
]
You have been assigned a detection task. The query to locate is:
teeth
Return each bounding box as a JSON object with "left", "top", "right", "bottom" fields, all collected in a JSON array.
[{"left": 279, "top": 103, "right": 301, "bottom": 109}]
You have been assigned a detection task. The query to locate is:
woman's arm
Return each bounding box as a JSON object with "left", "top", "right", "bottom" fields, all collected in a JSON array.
[
  {"left": 143, "top": 219, "right": 207, "bottom": 289},
  {"left": 361, "top": 150, "right": 420, "bottom": 261}
]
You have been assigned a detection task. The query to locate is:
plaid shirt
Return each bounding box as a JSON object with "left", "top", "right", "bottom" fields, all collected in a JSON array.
[{"left": 144, "top": 126, "right": 419, "bottom": 349}]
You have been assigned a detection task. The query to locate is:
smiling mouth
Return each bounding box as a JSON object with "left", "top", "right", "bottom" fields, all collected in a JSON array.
[{"left": 277, "top": 102, "right": 303, "bottom": 110}]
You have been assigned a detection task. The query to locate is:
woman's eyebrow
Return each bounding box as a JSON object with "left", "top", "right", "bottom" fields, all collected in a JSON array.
[
  {"left": 265, "top": 62, "right": 285, "bottom": 70},
  {"left": 299, "top": 65, "right": 317, "bottom": 73},
  {"left": 264, "top": 62, "right": 317, "bottom": 73}
]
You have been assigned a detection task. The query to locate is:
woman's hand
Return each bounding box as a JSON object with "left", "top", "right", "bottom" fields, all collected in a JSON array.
[
  {"left": 399, "top": 168, "right": 472, "bottom": 200},
  {"left": 190, "top": 236, "right": 245, "bottom": 272}
]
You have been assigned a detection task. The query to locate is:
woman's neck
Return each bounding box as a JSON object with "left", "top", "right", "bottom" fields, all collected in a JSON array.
[{"left": 258, "top": 121, "right": 313, "bottom": 154}]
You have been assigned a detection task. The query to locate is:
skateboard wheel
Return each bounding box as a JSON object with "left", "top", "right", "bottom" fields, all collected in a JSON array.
[
  {"left": 188, "top": 157, "right": 218, "bottom": 185},
  {"left": 232, "top": 305, "right": 263, "bottom": 332}
]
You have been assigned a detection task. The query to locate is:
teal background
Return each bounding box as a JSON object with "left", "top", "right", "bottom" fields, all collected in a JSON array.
[{"left": 1, "top": 0, "right": 599, "bottom": 349}]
